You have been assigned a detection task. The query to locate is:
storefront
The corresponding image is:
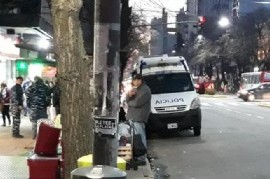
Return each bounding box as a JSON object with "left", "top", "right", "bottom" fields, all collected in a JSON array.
[
  {"left": 0, "top": 33, "right": 20, "bottom": 87},
  {"left": 16, "top": 58, "right": 56, "bottom": 81}
]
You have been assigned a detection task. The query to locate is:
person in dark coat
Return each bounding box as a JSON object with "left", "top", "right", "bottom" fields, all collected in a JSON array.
[
  {"left": 126, "top": 74, "right": 151, "bottom": 163},
  {"left": 1, "top": 83, "right": 11, "bottom": 126},
  {"left": 26, "top": 76, "right": 51, "bottom": 139},
  {"left": 11, "top": 77, "right": 24, "bottom": 138}
]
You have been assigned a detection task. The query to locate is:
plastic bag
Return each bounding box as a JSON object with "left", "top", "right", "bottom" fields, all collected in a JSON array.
[{"left": 118, "top": 123, "right": 131, "bottom": 140}]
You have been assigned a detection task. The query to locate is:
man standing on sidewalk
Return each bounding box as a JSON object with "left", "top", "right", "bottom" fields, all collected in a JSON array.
[
  {"left": 26, "top": 76, "right": 51, "bottom": 139},
  {"left": 126, "top": 74, "right": 151, "bottom": 163},
  {"left": 11, "top": 77, "right": 24, "bottom": 138}
]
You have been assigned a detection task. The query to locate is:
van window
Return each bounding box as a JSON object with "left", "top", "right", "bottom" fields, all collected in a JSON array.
[{"left": 144, "top": 73, "right": 194, "bottom": 94}]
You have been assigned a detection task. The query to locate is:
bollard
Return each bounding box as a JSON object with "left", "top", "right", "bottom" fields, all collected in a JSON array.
[{"left": 71, "top": 165, "right": 126, "bottom": 179}]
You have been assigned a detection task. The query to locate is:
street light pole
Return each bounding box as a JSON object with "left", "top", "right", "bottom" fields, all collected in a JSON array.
[{"left": 92, "top": 0, "right": 120, "bottom": 167}]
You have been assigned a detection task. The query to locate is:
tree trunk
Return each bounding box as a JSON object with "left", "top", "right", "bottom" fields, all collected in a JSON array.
[{"left": 51, "top": 1, "right": 93, "bottom": 178}]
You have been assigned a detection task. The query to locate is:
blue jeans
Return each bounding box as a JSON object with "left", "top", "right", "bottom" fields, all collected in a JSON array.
[
  {"left": 133, "top": 121, "right": 147, "bottom": 161},
  {"left": 133, "top": 122, "right": 147, "bottom": 149}
]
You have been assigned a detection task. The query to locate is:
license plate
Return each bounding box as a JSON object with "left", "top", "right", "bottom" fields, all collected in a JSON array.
[
  {"left": 164, "top": 107, "right": 177, "bottom": 111},
  {"left": 167, "top": 123, "right": 178, "bottom": 129}
]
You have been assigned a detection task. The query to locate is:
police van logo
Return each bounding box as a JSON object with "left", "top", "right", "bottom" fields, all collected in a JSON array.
[{"left": 156, "top": 98, "right": 184, "bottom": 105}]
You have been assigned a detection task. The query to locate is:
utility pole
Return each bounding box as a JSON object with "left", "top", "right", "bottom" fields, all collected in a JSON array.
[
  {"left": 92, "top": 0, "right": 120, "bottom": 167},
  {"left": 71, "top": 0, "right": 126, "bottom": 178},
  {"left": 162, "top": 8, "right": 168, "bottom": 54},
  {"left": 232, "top": 0, "right": 240, "bottom": 24}
]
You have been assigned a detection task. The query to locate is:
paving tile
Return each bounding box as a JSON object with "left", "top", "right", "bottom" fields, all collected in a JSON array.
[{"left": 0, "top": 156, "right": 28, "bottom": 179}]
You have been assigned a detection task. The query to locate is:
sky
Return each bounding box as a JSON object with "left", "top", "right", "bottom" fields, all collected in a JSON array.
[{"left": 129, "top": 0, "right": 186, "bottom": 25}]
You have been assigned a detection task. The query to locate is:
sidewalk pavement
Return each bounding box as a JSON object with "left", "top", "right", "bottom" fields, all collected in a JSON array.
[
  {"left": 0, "top": 116, "right": 153, "bottom": 178},
  {"left": 0, "top": 116, "right": 34, "bottom": 178}
]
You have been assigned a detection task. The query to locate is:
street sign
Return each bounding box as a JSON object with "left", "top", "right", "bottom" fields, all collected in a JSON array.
[{"left": 94, "top": 116, "right": 117, "bottom": 136}]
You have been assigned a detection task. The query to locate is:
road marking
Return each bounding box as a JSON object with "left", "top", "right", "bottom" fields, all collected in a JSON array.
[
  {"left": 256, "top": 116, "right": 264, "bottom": 119},
  {"left": 226, "top": 109, "right": 232, "bottom": 111},
  {"left": 228, "top": 102, "right": 239, "bottom": 106},
  {"left": 201, "top": 107, "right": 209, "bottom": 110},
  {"left": 241, "top": 103, "right": 253, "bottom": 106},
  {"left": 201, "top": 102, "right": 259, "bottom": 107},
  {"left": 245, "top": 114, "right": 252, "bottom": 116},
  {"left": 234, "top": 111, "right": 241, "bottom": 113},
  {"left": 213, "top": 102, "right": 226, "bottom": 106},
  {"left": 201, "top": 102, "right": 211, "bottom": 106}
]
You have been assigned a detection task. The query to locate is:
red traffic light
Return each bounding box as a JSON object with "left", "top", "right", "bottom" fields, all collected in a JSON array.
[{"left": 198, "top": 16, "right": 206, "bottom": 25}]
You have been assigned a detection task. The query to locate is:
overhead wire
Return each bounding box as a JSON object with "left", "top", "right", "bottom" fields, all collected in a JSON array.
[{"left": 131, "top": 0, "right": 184, "bottom": 27}]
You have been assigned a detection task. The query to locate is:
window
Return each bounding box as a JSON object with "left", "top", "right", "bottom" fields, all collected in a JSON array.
[{"left": 143, "top": 73, "right": 194, "bottom": 94}]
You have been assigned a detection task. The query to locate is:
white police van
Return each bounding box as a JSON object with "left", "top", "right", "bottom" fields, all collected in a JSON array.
[{"left": 136, "top": 54, "right": 202, "bottom": 136}]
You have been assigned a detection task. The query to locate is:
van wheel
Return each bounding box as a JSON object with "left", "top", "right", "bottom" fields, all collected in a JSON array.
[
  {"left": 193, "top": 127, "right": 201, "bottom": 136},
  {"left": 248, "top": 94, "right": 255, "bottom": 102}
]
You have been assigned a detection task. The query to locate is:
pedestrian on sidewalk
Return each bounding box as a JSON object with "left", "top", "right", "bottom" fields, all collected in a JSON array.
[
  {"left": 126, "top": 74, "right": 151, "bottom": 164},
  {"left": 26, "top": 76, "right": 51, "bottom": 139},
  {"left": 11, "top": 76, "right": 24, "bottom": 138},
  {"left": 22, "top": 78, "right": 32, "bottom": 116},
  {"left": 1, "top": 83, "right": 11, "bottom": 126},
  {"left": 52, "top": 79, "right": 61, "bottom": 115}
]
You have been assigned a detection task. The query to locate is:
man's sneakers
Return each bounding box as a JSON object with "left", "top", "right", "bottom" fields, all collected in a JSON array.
[{"left": 12, "top": 134, "right": 24, "bottom": 138}]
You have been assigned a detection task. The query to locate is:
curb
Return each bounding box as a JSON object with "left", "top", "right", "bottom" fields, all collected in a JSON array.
[
  {"left": 142, "top": 158, "right": 154, "bottom": 178},
  {"left": 199, "top": 95, "right": 227, "bottom": 98},
  {"left": 126, "top": 158, "right": 154, "bottom": 179},
  {"left": 259, "top": 103, "right": 270, "bottom": 108}
]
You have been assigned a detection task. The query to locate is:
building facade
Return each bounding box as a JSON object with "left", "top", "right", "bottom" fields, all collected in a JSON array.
[
  {"left": 150, "top": 10, "right": 176, "bottom": 56},
  {"left": 0, "top": 0, "right": 54, "bottom": 84},
  {"left": 198, "top": 0, "right": 232, "bottom": 17},
  {"left": 238, "top": 0, "right": 270, "bottom": 15}
]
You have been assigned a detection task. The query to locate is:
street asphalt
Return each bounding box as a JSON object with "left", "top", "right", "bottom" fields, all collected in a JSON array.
[{"left": 148, "top": 96, "right": 270, "bottom": 179}]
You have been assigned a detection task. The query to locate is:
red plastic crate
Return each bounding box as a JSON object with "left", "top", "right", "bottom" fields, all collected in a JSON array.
[
  {"left": 27, "top": 154, "right": 60, "bottom": 179},
  {"left": 34, "top": 122, "right": 61, "bottom": 156}
]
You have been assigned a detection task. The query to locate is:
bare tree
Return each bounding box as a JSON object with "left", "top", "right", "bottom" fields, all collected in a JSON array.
[{"left": 128, "top": 12, "right": 151, "bottom": 55}]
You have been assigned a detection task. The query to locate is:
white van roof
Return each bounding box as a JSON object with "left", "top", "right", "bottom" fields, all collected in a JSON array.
[{"left": 137, "top": 54, "right": 189, "bottom": 75}]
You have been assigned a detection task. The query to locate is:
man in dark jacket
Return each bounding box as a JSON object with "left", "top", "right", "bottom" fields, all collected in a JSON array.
[
  {"left": 26, "top": 76, "right": 51, "bottom": 139},
  {"left": 11, "top": 76, "right": 24, "bottom": 138},
  {"left": 126, "top": 74, "right": 151, "bottom": 163}
]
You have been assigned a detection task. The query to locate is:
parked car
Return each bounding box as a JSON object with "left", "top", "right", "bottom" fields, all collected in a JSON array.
[
  {"left": 193, "top": 76, "right": 206, "bottom": 94},
  {"left": 238, "top": 83, "right": 270, "bottom": 101}
]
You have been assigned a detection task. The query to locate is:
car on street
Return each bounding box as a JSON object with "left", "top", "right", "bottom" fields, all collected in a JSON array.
[{"left": 238, "top": 83, "right": 270, "bottom": 102}]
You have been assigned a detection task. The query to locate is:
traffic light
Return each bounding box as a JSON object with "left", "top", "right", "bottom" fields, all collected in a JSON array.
[{"left": 197, "top": 16, "right": 206, "bottom": 34}]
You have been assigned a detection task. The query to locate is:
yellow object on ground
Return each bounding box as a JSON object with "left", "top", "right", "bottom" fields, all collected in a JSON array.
[{"left": 77, "top": 154, "right": 126, "bottom": 171}]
